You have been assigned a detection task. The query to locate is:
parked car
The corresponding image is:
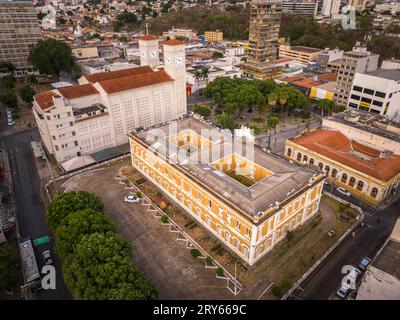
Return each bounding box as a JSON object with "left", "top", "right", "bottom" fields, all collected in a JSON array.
[
  {"left": 324, "top": 180, "right": 329, "bottom": 186},
  {"left": 336, "top": 187, "right": 351, "bottom": 197},
  {"left": 42, "top": 250, "right": 53, "bottom": 265},
  {"left": 124, "top": 195, "right": 140, "bottom": 203},
  {"left": 336, "top": 267, "right": 361, "bottom": 299},
  {"left": 7, "top": 118, "right": 14, "bottom": 126},
  {"left": 358, "top": 257, "right": 371, "bottom": 271}
]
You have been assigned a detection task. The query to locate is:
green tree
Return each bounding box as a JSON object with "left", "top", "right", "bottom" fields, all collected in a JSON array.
[
  {"left": 248, "top": 122, "right": 260, "bottom": 135},
  {"left": 215, "top": 111, "right": 235, "bottom": 130},
  {"left": 266, "top": 116, "right": 280, "bottom": 149},
  {"left": 0, "top": 90, "right": 18, "bottom": 109},
  {"left": 55, "top": 208, "right": 116, "bottom": 259},
  {"left": 226, "top": 84, "right": 266, "bottom": 114},
  {"left": 46, "top": 191, "right": 103, "bottom": 230},
  {"left": 28, "top": 39, "right": 75, "bottom": 76},
  {"left": 25, "top": 74, "right": 38, "bottom": 84},
  {"left": 19, "top": 84, "right": 36, "bottom": 104},
  {"left": 318, "top": 99, "right": 334, "bottom": 117},
  {"left": 0, "top": 61, "right": 15, "bottom": 73},
  {"left": 0, "top": 244, "right": 20, "bottom": 291},
  {"left": 63, "top": 232, "right": 158, "bottom": 300},
  {"left": 212, "top": 51, "right": 223, "bottom": 59},
  {"left": 117, "top": 11, "right": 137, "bottom": 24},
  {"left": 193, "top": 105, "right": 211, "bottom": 117},
  {"left": 37, "top": 12, "right": 47, "bottom": 20},
  {"left": 204, "top": 77, "right": 237, "bottom": 108},
  {"left": 2, "top": 74, "right": 16, "bottom": 89}
]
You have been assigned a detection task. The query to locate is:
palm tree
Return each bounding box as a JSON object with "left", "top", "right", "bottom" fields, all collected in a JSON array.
[
  {"left": 266, "top": 116, "right": 280, "bottom": 149},
  {"left": 194, "top": 70, "right": 202, "bottom": 95},
  {"left": 248, "top": 122, "right": 260, "bottom": 136},
  {"left": 215, "top": 111, "right": 235, "bottom": 130},
  {"left": 318, "top": 99, "right": 334, "bottom": 117}
]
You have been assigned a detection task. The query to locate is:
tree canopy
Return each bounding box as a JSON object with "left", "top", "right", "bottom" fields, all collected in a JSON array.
[
  {"left": 63, "top": 232, "right": 158, "bottom": 300},
  {"left": 55, "top": 208, "right": 116, "bottom": 259},
  {"left": 28, "top": 39, "right": 76, "bottom": 76},
  {"left": 19, "top": 84, "right": 36, "bottom": 104},
  {"left": 0, "top": 244, "right": 20, "bottom": 291},
  {"left": 0, "top": 90, "right": 18, "bottom": 109},
  {"left": 46, "top": 191, "right": 103, "bottom": 230}
]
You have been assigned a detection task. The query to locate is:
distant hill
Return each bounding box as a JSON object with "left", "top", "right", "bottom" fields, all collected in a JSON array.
[{"left": 148, "top": 5, "right": 250, "bottom": 40}]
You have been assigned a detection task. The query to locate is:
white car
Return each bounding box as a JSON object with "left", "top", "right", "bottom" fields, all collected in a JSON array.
[
  {"left": 336, "top": 267, "right": 361, "bottom": 299},
  {"left": 124, "top": 195, "right": 140, "bottom": 203},
  {"left": 336, "top": 187, "right": 351, "bottom": 197}
]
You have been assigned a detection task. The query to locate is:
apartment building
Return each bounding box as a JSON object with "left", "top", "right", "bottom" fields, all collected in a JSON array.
[
  {"left": 33, "top": 38, "right": 187, "bottom": 164},
  {"left": 321, "top": 0, "right": 341, "bottom": 17},
  {"left": 282, "top": 0, "right": 318, "bottom": 15},
  {"left": 0, "top": 0, "right": 42, "bottom": 76},
  {"left": 242, "top": 0, "right": 283, "bottom": 79},
  {"left": 348, "top": 0, "right": 367, "bottom": 12},
  {"left": 204, "top": 30, "right": 224, "bottom": 43},
  {"left": 347, "top": 69, "right": 400, "bottom": 120},
  {"left": 129, "top": 118, "right": 325, "bottom": 265},
  {"left": 333, "top": 45, "right": 379, "bottom": 107},
  {"left": 279, "top": 44, "right": 324, "bottom": 65},
  {"left": 316, "top": 48, "right": 344, "bottom": 67}
]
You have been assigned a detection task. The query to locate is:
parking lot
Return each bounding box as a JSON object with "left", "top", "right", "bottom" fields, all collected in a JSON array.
[{"left": 60, "top": 166, "right": 238, "bottom": 300}]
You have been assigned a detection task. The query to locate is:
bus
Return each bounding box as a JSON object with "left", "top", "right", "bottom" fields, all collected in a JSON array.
[{"left": 18, "top": 238, "right": 40, "bottom": 284}]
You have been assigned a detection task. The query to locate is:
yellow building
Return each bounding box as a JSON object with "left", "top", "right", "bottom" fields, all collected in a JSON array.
[
  {"left": 204, "top": 30, "right": 223, "bottom": 43},
  {"left": 309, "top": 81, "right": 336, "bottom": 101},
  {"left": 285, "top": 129, "right": 400, "bottom": 205},
  {"left": 129, "top": 119, "right": 325, "bottom": 265}
]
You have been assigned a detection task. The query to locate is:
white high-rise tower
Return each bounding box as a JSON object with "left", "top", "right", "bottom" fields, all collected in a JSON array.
[
  {"left": 138, "top": 35, "right": 160, "bottom": 68},
  {"left": 163, "top": 40, "right": 187, "bottom": 117}
]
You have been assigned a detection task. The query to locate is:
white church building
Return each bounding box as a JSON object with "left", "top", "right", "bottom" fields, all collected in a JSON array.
[{"left": 32, "top": 37, "right": 187, "bottom": 167}]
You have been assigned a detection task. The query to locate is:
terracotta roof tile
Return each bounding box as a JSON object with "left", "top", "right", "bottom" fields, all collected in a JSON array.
[
  {"left": 58, "top": 83, "right": 98, "bottom": 99},
  {"left": 162, "top": 39, "right": 184, "bottom": 46},
  {"left": 98, "top": 68, "right": 174, "bottom": 94},
  {"left": 292, "top": 130, "right": 400, "bottom": 182},
  {"left": 138, "top": 35, "right": 158, "bottom": 41},
  {"left": 34, "top": 91, "right": 55, "bottom": 111},
  {"left": 84, "top": 66, "right": 154, "bottom": 83}
]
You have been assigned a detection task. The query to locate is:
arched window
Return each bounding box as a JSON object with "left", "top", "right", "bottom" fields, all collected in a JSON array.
[
  {"left": 318, "top": 162, "right": 323, "bottom": 170},
  {"left": 349, "top": 177, "right": 356, "bottom": 187},
  {"left": 287, "top": 148, "right": 292, "bottom": 157},
  {"left": 371, "top": 187, "right": 378, "bottom": 198},
  {"left": 341, "top": 173, "right": 348, "bottom": 183},
  {"left": 357, "top": 180, "right": 364, "bottom": 191},
  {"left": 309, "top": 158, "right": 314, "bottom": 165},
  {"left": 303, "top": 155, "right": 308, "bottom": 162},
  {"left": 297, "top": 152, "right": 302, "bottom": 161},
  {"left": 325, "top": 165, "right": 330, "bottom": 174},
  {"left": 331, "top": 168, "right": 337, "bottom": 178}
]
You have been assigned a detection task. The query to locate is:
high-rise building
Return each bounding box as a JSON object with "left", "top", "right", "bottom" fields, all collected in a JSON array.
[
  {"left": 321, "top": 0, "right": 341, "bottom": 17},
  {"left": 0, "top": 0, "right": 42, "bottom": 76},
  {"left": 242, "top": 0, "right": 283, "bottom": 79},
  {"left": 334, "top": 44, "right": 379, "bottom": 107},
  {"left": 282, "top": 0, "right": 318, "bottom": 16},
  {"left": 348, "top": 0, "right": 367, "bottom": 12}
]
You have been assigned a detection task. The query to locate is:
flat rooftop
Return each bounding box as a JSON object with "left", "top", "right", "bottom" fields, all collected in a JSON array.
[
  {"left": 366, "top": 69, "right": 400, "bottom": 81},
  {"left": 373, "top": 240, "right": 400, "bottom": 277},
  {"left": 130, "top": 118, "right": 322, "bottom": 223},
  {"left": 324, "top": 109, "right": 400, "bottom": 143}
]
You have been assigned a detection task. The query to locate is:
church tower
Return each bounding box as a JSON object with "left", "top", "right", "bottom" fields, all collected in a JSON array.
[
  {"left": 163, "top": 40, "right": 187, "bottom": 117},
  {"left": 138, "top": 35, "right": 159, "bottom": 68}
]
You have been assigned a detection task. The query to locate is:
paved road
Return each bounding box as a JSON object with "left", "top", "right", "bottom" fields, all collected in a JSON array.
[
  {"left": 289, "top": 185, "right": 400, "bottom": 300},
  {"left": 2, "top": 128, "right": 69, "bottom": 299}
]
